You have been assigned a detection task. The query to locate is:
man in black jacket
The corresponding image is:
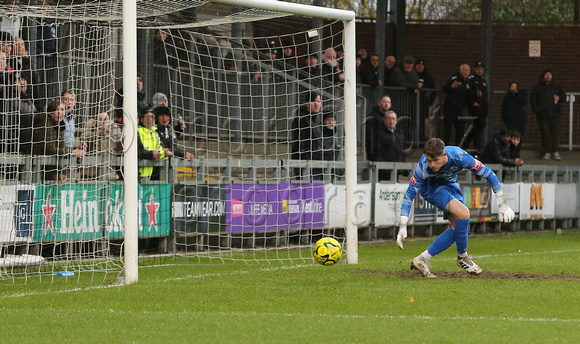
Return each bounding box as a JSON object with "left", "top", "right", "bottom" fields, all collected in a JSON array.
[
  {"left": 462, "top": 61, "right": 489, "bottom": 151},
  {"left": 480, "top": 129, "right": 523, "bottom": 167},
  {"left": 373, "top": 110, "right": 406, "bottom": 181},
  {"left": 441, "top": 64, "right": 470, "bottom": 146},
  {"left": 360, "top": 54, "right": 382, "bottom": 88},
  {"left": 154, "top": 105, "right": 194, "bottom": 160},
  {"left": 365, "top": 95, "right": 392, "bottom": 161},
  {"left": 291, "top": 91, "right": 324, "bottom": 180},
  {"left": 530, "top": 69, "right": 566, "bottom": 161}
]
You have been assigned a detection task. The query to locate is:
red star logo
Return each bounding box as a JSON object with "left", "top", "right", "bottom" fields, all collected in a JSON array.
[
  {"left": 145, "top": 190, "right": 160, "bottom": 231},
  {"left": 41, "top": 194, "right": 56, "bottom": 234}
]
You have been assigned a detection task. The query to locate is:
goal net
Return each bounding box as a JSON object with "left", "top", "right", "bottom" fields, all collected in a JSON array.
[{"left": 0, "top": 0, "right": 357, "bottom": 284}]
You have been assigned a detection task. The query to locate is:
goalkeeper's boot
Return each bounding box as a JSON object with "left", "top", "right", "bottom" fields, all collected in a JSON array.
[
  {"left": 411, "top": 256, "right": 436, "bottom": 278},
  {"left": 457, "top": 254, "right": 483, "bottom": 275}
]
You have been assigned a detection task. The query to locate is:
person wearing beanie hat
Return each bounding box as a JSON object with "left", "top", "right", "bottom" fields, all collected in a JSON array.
[
  {"left": 153, "top": 105, "right": 194, "bottom": 160},
  {"left": 322, "top": 112, "right": 334, "bottom": 121},
  {"left": 303, "top": 54, "right": 321, "bottom": 83},
  {"left": 280, "top": 40, "right": 295, "bottom": 67},
  {"left": 137, "top": 107, "right": 171, "bottom": 179},
  {"left": 413, "top": 57, "right": 435, "bottom": 89},
  {"left": 152, "top": 92, "right": 168, "bottom": 107},
  {"left": 530, "top": 68, "right": 566, "bottom": 161}
]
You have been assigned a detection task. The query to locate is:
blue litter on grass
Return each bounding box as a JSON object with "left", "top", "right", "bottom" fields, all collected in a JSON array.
[{"left": 56, "top": 271, "right": 74, "bottom": 277}]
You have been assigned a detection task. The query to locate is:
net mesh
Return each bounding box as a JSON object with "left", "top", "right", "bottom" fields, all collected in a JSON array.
[{"left": 0, "top": 0, "right": 350, "bottom": 283}]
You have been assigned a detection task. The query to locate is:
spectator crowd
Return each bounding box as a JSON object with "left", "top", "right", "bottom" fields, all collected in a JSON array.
[
  {"left": 354, "top": 48, "right": 566, "bottom": 171},
  {"left": 0, "top": 7, "right": 568, "bottom": 185}
]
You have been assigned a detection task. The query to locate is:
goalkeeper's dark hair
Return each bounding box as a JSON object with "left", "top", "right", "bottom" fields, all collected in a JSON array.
[{"left": 424, "top": 138, "right": 445, "bottom": 158}]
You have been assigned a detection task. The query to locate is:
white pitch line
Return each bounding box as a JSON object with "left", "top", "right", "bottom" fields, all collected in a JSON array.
[
  {"left": 474, "top": 248, "right": 580, "bottom": 259},
  {"left": 0, "top": 306, "right": 578, "bottom": 324},
  {"left": 0, "top": 284, "right": 125, "bottom": 299},
  {"left": 151, "top": 263, "right": 313, "bottom": 282}
]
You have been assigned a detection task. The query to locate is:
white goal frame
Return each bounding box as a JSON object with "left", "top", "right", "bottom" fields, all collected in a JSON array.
[{"left": 122, "top": 0, "right": 358, "bottom": 284}]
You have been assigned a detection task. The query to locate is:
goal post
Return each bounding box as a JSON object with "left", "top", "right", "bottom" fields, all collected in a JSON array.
[
  {"left": 126, "top": 0, "right": 358, "bottom": 281},
  {"left": 122, "top": 0, "right": 139, "bottom": 284}
]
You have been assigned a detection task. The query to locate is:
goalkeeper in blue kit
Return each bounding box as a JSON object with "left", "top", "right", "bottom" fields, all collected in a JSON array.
[{"left": 397, "top": 138, "right": 515, "bottom": 278}]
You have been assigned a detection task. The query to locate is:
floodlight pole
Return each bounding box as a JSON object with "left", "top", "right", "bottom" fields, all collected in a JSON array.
[
  {"left": 210, "top": 0, "right": 358, "bottom": 264},
  {"left": 123, "top": 0, "right": 139, "bottom": 284}
]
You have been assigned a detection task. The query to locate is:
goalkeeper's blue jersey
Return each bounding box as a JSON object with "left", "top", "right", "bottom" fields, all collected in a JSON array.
[{"left": 401, "top": 146, "right": 502, "bottom": 217}]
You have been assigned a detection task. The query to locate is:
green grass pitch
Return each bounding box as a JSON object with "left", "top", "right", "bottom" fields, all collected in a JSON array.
[{"left": 2, "top": 230, "right": 579, "bottom": 343}]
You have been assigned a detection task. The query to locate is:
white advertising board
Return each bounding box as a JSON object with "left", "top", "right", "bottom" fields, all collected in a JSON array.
[
  {"left": 554, "top": 183, "right": 577, "bottom": 218},
  {"left": 518, "top": 183, "right": 555, "bottom": 219},
  {"left": 373, "top": 183, "right": 408, "bottom": 226},
  {"left": 325, "top": 184, "right": 371, "bottom": 228},
  {"left": 490, "top": 182, "right": 519, "bottom": 218},
  {"left": 0, "top": 185, "right": 34, "bottom": 243}
]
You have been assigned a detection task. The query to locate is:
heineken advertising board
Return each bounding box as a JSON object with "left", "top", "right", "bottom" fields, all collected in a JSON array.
[
  {"left": 104, "top": 184, "right": 171, "bottom": 238},
  {"left": 33, "top": 184, "right": 102, "bottom": 242},
  {"left": 32, "top": 184, "right": 171, "bottom": 242}
]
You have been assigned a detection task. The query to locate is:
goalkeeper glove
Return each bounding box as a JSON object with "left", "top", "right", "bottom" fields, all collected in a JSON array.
[
  {"left": 495, "top": 191, "right": 515, "bottom": 223},
  {"left": 396, "top": 216, "right": 409, "bottom": 250}
]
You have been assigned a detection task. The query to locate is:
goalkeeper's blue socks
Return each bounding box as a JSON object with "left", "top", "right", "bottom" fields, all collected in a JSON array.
[
  {"left": 426, "top": 228, "right": 455, "bottom": 258},
  {"left": 421, "top": 219, "right": 470, "bottom": 261},
  {"left": 454, "top": 218, "right": 470, "bottom": 255}
]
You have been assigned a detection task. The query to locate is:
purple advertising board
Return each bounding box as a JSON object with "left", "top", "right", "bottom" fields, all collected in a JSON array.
[{"left": 226, "top": 183, "right": 324, "bottom": 233}]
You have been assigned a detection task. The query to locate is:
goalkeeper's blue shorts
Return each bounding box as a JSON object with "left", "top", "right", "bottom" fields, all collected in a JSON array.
[{"left": 421, "top": 182, "right": 464, "bottom": 219}]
